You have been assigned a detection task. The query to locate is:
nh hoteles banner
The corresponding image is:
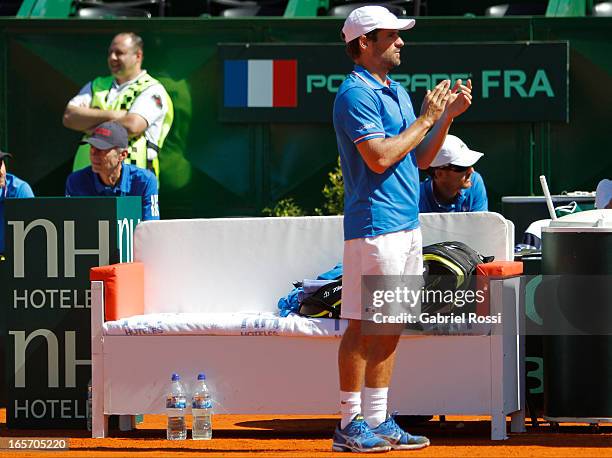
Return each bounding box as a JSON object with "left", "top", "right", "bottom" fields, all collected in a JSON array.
[
  {"left": 219, "top": 41, "right": 569, "bottom": 123},
  {"left": 2, "top": 197, "right": 141, "bottom": 429}
]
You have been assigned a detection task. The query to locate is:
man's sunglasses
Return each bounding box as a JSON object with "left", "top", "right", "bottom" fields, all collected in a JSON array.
[{"left": 440, "top": 164, "right": 470, "bottom": 173}]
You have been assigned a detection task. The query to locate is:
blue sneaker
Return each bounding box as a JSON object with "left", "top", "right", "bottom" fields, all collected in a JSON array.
[
  {"left": 332, "top": 415, "right": 391, "bottom": 453},
  {"left": 370, "top": 414, "right": 430, "bottom": 450}
]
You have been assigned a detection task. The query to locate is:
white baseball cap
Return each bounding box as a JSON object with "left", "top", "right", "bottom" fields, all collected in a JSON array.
[
  {"left": 342, "top": 6, "right": 416, "bottom": 44},
  {"left": 430, "top": 135, "right": 484, "bottom": 168}
]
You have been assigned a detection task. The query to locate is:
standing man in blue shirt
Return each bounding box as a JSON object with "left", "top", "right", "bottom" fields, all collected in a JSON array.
[
  {"left": 0, "top": 151, "right": 34, "bottom": 255},
  {"left": 66, "top": 121, "right": 159, "bottom": 221},
  {"left": 332, "top": 6, "right": 473, "bottom": 453},
  {"left": 419, "top": 135, "right": 488, "bottom": 213}
]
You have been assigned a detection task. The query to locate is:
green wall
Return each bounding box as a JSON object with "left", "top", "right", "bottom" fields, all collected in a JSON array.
[{"left": 0, "top": 17, "right": 610, "bottom": 218}]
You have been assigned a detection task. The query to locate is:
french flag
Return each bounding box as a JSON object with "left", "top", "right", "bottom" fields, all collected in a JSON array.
[{"left": 224, "top": 59, "right": 297, "bottom": 108}]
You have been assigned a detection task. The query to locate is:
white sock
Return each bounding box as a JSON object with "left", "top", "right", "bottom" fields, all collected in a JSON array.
[
  {"left": 340, "top": 391, "right": 361, "bottom": 429},
  {"left": 363, "top": 386, "right": 388, "bottom": 428}
]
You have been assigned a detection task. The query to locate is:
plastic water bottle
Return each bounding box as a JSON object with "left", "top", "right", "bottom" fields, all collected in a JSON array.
[
  {"left": 166, "top": 373, "right": 187, "bottom": 440},
  {"left": 191, "top": 373, "right": 212, "bottom": 440},
  {"left": 87, "top": 379, "right": 92, "bottom": 432}
]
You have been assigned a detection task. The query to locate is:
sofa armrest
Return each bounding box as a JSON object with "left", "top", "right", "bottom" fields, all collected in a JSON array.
[
  {"left": 475, "top": 261, "right": 523, "bottom": 317},
  {"left": 90, "top": 262, "right": 145, "bottom": 321},
  {"left": 476, "top": 261, "right": 523, "bottom": 277}
]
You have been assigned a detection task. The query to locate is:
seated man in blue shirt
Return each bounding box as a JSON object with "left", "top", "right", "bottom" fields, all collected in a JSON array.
[
  {"left": 419, "top": 135, "right": 488, "bottom": 213},
  {"left": 1, "top": 151, "right": 35, "bottom": 255},
  {"left": 66, "top": 121, "right": 159, "bottom": 221}
]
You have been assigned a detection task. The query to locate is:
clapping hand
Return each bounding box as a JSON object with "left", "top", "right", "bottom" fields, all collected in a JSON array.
[
  {"left": 444, "top": 79, "right": 472, "bottom": 119},
  {"left": 419, "top": 80, "right": 451, "bottom": 125}
]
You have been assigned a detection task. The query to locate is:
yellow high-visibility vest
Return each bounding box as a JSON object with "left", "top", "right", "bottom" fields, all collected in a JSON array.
[{"left": 73, "top": 73, "right": 173, "bottom": 181}]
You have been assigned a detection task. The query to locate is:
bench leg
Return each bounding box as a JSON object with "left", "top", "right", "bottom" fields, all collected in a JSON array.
[
  {"left": 119, "top": 414, "right": 135, "bottom": 431},
  {"left": 510, "top": 409, "right": 526, "bottom": 433},
  {"left": 491, "top": 413, "right": 508, "bottom": 440},
  {"left": 93, "top": 414, "right": 109, "bottom": 438}
]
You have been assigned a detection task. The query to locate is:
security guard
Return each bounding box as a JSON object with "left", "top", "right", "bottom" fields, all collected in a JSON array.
[
  {"left": 66, "top": 122, "right": 160, "bottom": 221},
  {"left": 63, "top": 32, "right": 173, "bottom": 183}
]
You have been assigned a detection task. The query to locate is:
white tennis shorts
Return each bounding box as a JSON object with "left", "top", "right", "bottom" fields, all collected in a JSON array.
[{"left": 341, "top": 228, "right": 423, "bottom": 321}]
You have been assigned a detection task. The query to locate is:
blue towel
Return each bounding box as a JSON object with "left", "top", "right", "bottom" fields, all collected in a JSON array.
[
  {"left": 278, "top": 287, "right": 302, "bottom": 317},
  {"left": 277, "top": 263, "right": 343, "bottom": 317},
  {"left": 317, "top": 263, "right": 342, "bottom": 280}
]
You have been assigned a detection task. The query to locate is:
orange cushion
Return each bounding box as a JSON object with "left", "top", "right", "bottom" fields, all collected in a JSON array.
[
  {"left": 476, "top": 261, "right": 523, "bottom": 277},
  {"left": 474, "top": 261, "right": 522, "bottom": 317},
  {"left": 90, "top": 263, "right": 144, "bottom": 321}
]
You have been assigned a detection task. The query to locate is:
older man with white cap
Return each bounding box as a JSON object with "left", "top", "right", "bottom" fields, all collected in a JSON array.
[
  {"left": 332, "top": 5, "right": 473, "bottom": 453},
  {"left": 419, "top": 135, "right": 488, "bottom": 213}
]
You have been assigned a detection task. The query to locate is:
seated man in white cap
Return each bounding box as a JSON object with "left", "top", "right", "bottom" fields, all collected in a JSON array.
[{"left": 419, "top": 135, "right": 488, "bottom": 213}]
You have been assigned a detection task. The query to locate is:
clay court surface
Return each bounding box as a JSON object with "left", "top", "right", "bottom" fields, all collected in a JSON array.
[{"left": 1, "top": 410, "right": 611, "bottom": 457}]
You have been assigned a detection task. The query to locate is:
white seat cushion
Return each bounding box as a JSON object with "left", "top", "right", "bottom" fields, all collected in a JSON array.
[{"left": 103, "top": 311, "right": 348, "bottom": 337}]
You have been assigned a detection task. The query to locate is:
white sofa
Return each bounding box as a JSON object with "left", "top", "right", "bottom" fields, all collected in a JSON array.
[{"left": 90, "top": 213, "right": 525, "bottom": 440}]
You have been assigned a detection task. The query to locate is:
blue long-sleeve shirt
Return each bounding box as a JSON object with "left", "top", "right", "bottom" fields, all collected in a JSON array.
[
  {"left": 66, "top": 164, "right": 159, "bottom": 221},
  {"left": 1, "top": 173, "right": 34, "bottom": 253}
]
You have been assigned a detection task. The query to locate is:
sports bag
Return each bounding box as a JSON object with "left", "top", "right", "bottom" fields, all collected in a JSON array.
[
  {"left": 422, "top": 241, "right": 494, "bottom": 314},
  {"left": 297, "top": 279, "right": 342, "bottom": 319}
]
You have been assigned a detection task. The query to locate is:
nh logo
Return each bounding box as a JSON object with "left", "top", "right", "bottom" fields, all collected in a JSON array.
[
  {"left": 9, "top": 329, "right": 90, "bottom": 388},
  {"left": 9, "top": 219, "right": 110, "bottom": 278},
  {"left": 117, "top": 218, "right": 137, "bottom": 263}
]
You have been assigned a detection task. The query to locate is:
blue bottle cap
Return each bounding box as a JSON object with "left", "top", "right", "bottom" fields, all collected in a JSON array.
[
  {"left": 171, "top": 373, "right": 180, "bottom": 381},
  {"left": 197, "top": 373, "right": 206, "bottom": 381}
]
